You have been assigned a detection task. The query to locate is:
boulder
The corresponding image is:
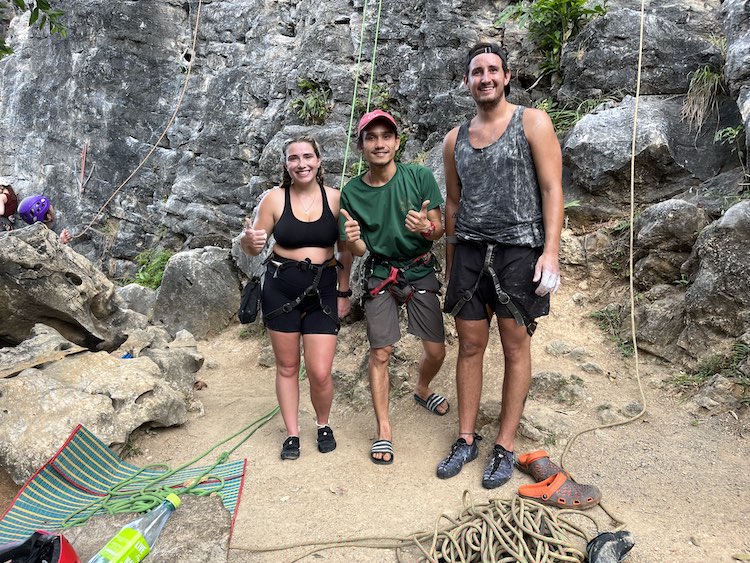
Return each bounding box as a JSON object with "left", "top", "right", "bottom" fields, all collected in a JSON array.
[
  {"left": 0, "top": 224, "right": 146, "bottom": 349},
  {"left": 0, "top": 323, "right": 86, "bottom": 378},
  {"left": 0, "top": 351, "right": 187, "bottom": 484},
  {"left": 563, "top": 96, "right": 740, "bottom": 223},
  {"left": 633, "top": 199, "right": 711, "bottom": 289},
  {"left": 679, "top": 201, "right": 750, "bottom": 359},
  {"left": 152, "top": 247, "right": 243, "bottom": 338}
]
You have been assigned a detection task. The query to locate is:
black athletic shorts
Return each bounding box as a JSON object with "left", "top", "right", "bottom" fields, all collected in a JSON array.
[
  {"left": 261, "top": 258, "right": 339, "bottom": 335},
  {"left": 443, "top": 242, "right": 550, "bottom": 321}
]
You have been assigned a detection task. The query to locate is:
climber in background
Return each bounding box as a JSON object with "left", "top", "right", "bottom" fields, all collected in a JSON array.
[
  {"left": 18, "top": 194, "right": 72, "bottom": 244},
  {"left": 0, "top": 184, "right": 18, "bottom": 232}
]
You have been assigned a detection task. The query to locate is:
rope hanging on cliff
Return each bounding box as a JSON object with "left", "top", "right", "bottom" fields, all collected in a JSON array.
[
  {"left": 339, "top": 0, "right": 384, "bottom": 189},
  {"left": 557, "top": 0, "right": 648, "bottom": 533},
  {"left": 72, "top": 0, "right": 204, "bottom": 241}
]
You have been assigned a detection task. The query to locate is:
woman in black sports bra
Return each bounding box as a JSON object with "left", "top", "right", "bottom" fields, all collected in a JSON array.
[{"left": 239, "top": 135, "right": 352, "bottom": 461}]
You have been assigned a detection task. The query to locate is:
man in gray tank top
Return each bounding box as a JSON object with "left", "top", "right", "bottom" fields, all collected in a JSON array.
[{"left": 436, "top": 42, "right": 564, "bottom": 489}]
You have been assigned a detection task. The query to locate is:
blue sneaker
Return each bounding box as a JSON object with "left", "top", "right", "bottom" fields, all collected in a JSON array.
[
  {"left": 437, "top": 436, "right": 481, "bottom": 479},
  {"left": 482, "top": 444, "right": 514, "bottom": 489}
]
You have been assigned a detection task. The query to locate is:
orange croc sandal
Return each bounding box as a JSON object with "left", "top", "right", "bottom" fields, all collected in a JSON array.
[
  {"left": 518, "top": 471, "right": 601, "bottom": 509},
  {"left": 515, "top": 450, "right": 562, "bottom": 482}
]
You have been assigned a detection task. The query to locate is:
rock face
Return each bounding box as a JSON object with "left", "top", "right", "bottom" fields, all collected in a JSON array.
[{"left": 558, "top": 8, "right": 723, "bottom": 102}]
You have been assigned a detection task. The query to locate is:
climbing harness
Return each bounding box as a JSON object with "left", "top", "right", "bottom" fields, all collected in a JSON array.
[
  {"left": 364, "top": 251, "right": 437, "bottom": 304},
  {"left": 449, "top": 242, "right": 537, "bottom": 337},
  {"left": 262, "top": 255, "right": 340, "bottom": 323}
]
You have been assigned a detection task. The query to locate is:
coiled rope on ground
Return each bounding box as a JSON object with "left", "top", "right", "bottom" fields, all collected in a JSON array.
[{"left": 236, "top": 490, "right": 601, "bottom": 562}]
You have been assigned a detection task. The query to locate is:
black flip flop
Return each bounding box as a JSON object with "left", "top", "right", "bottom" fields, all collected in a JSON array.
[
  {"left": 414, "top": 393, "right": 450, "bottom": 416},
  {"left": 370, "top": 439, "right": 394, "bottom": 465}
]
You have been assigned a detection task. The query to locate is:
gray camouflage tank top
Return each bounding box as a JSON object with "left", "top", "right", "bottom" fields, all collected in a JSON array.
[{"left": 454, "top": 106, "right": 545, "bottom": 247}]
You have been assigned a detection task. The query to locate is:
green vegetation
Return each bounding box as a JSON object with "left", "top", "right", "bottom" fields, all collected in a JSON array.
[
  {"left": 670, "top": 341, "right": 750, "bottom": 395},
  {"left": 0, "top": 0, "right": 66, "bottom": 59},
  {"left": 496, "top": 0, "right": 607, "bottom": 74},
  {"left": 134, "top": 249, "right": 173, "bottom": 289},
  {"left": 291, "top": 78, "right": 333, "bottom": 125},
  {"left": 535, "top": 97, "right": 616, "bottom": 135},
  {"left": 395, "top": 132, "right": 408, "bottom": 162},
  {"left": 348, "top": 160, "right": 367, "bottom": 178},
  {"left": 591, "top": 305, "right": 634, "bottom": 357},
  {"left": 681, "top": 65, "right": 725, "bottom": 134},
  {"left": 120, "top": 439, "right": 142, "bottom": 460},
  {"left": 354, "top": 82, "right": 393, "bottom": 116},
  {"left": 715, "top": 124, "right": 747, "bottom": 173}
]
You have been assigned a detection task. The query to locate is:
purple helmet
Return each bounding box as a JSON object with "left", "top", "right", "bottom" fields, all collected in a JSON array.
[{"left": 18, "top": 195, "right": 51, "bottom": 224}]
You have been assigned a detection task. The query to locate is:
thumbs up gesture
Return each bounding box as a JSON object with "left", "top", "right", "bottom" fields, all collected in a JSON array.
[
  {"left": 241, "top": 219, "right": 268, "bottom": 254},
  {"left": 405, "top": 200, "right": 431, "bottom": 233},
  {"left": 340, "top": 209, "right": 361, "bottom": 243}
]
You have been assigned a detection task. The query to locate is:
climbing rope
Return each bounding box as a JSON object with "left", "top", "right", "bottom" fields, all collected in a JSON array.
[
  {"left": 339, "top": 0, "right": 384, "bottom": 189},
  {"left": 233, "top": 490, "right": 601, "bottom": 562},
  {"left": 558, "top": 0, "right": 648, "bottom": 532},
  {"left": 72, "top": 0, "right": 204, "bottom": 241},
  {"left": 60, "top": 404, "right": 279, "bottom": 528}
]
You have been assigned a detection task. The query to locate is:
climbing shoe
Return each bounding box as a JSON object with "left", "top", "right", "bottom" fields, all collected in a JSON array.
[
  {"left": 482, "top": 444, "right": 514, "bottom": 489},
  {"left": 280, "top": 436, "right": 300, "bottom": 460},
  {"left": 436, "top": 436, "right": 481, "bottom": 479},
  {"left": 317, "top": 425, "right": 336, "bottom": 453}
]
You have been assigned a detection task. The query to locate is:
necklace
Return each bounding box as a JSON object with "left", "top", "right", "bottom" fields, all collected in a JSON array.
[{"left": 293, "top": 188, "right": 318, "bottom": 218}]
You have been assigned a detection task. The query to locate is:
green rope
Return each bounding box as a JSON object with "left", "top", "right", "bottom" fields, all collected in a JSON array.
[
  {"left": 61, "top": 405, "right": 279, "bottom": 529},
  {"left": 339, "top": 0, "right": 384, "bottom": 189}
]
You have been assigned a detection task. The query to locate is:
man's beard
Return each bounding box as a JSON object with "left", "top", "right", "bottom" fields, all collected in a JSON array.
[{"left": 476, "top": 95, "right": 502, "bottom": 111}]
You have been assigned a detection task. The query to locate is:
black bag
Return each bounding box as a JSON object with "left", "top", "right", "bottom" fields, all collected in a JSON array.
[{"left": 239, "top": 276, "right": 261, "bottom": 324}]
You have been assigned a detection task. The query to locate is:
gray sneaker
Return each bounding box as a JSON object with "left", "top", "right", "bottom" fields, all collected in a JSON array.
[
  {"left": 436, "top": 436, "right": 481, "bottom": 479},
  {"left": 482, "top": 444, "right": 514, "bottom": 489}
]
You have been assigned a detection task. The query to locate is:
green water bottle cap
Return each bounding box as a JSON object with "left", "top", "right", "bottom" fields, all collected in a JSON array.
[{"left": 166, "top": 493, "right": 181, "bottom": 509}]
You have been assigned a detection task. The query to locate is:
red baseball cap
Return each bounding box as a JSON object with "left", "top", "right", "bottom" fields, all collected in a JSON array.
[{"left": 357, "top": 109, "right": 398, "bottom": 137}]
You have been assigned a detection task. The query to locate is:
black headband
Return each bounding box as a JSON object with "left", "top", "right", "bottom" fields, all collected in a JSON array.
[{"left": 465, "top": 43, "right": 510, "bottom": 96}]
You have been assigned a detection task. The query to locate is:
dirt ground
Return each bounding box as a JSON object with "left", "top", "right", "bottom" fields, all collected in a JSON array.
[{"left": 2, "top": 267, "right": 749, "bottom": 562}]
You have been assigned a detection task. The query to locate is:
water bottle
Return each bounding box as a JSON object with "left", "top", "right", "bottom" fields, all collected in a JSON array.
[{"left": 87, "top": 493, "right": 181, "bottom": 563}]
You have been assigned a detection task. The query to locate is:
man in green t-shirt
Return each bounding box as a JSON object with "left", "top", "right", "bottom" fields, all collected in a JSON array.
[{"left": 340, "top": 110, "right": 448, "bottom": 465}]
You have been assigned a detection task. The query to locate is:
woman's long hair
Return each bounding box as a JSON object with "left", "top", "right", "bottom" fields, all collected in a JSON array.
[{"left": 280, "top": 135, "right": 325, "bottom": 190}]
